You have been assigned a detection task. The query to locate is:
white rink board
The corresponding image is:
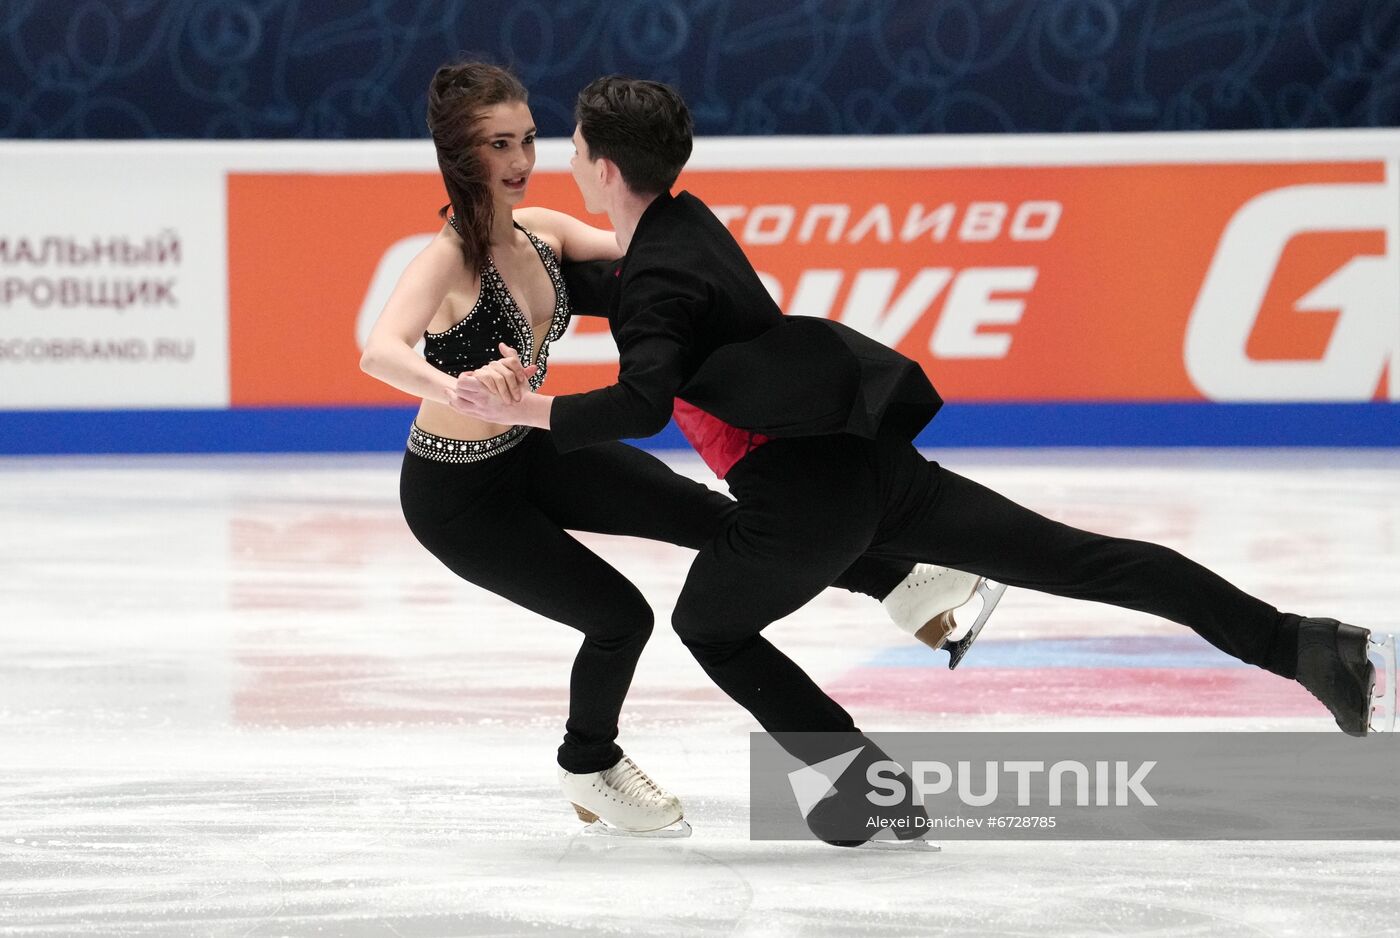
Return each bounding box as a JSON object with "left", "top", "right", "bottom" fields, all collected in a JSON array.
[
  {"left": 0, "top": 149, "right": 229, "bottom": 408},
  {"left": 3, "top": 131, "right": 1400, "bottom": 414}
]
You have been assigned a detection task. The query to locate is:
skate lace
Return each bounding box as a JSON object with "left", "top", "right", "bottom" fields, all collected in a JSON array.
[{"left": 603, "top": 756, "right": 667, "bottom": 802}]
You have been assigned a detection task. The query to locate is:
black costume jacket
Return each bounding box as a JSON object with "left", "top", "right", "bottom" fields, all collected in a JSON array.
[{"left": 550, "top": 190, "right": 942, "bottom": 453}]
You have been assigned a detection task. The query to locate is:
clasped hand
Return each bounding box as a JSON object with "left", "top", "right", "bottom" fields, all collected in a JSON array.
[{"left": 446, "top": 343, "right": 539, "bottom": 422}]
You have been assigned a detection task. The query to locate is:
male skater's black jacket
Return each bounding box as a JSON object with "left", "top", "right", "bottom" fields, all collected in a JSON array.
[{"left": 549, "top": 190, "right": 941, "bottom": 453}]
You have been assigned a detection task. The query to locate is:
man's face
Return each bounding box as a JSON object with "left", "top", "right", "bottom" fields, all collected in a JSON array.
[{"left": 569, "top": 125, "right": 603, "bottom": 214}]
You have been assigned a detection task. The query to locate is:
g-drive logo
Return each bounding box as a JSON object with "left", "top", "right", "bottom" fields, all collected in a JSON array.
[
  {"left": 788, "top": 746, "right": 1157, "bottom": 815},
  {"left": 1187, "top": 182, "right": 1400, "bottom": 401}
]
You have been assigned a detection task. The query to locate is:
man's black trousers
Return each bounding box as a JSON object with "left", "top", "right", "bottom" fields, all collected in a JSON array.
[{"left": 672, "top": 430, "right": 1299, "bottom": 743}]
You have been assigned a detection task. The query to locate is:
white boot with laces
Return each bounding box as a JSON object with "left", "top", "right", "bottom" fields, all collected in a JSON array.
[
  {"left": 883, "top": 563, "right": 1007, "bottom": 670},
  {"left": 559, "top": 754, "right": 692, "bottom": 837}
]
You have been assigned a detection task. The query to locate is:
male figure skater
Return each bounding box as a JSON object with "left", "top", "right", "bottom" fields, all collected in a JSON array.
[{"left": 451, "top": 77, "right": 1388, "bottom": 782}]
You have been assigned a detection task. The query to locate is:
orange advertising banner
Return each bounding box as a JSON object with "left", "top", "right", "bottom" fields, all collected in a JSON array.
[{"left": 228, "top": 160, "right": 1394, "bottom": 407}]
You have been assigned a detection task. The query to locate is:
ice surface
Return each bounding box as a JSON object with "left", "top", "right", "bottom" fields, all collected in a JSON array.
[{"left": 2, "top": 448, "right": 1399, "bottom": 936}]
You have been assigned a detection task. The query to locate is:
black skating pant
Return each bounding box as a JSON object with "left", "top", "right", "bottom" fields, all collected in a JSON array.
[
  {"left": 399, "top": 430, "right": 907, "bottom": 774},
  {"left": 671, "top": 430, "right": 1299, "bottom": 760}
]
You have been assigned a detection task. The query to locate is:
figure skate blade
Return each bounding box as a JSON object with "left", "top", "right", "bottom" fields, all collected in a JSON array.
[
  {"left": 580, "top": 818, "right": 693, "bottom": 838},
  {"left": 1368, "top": 632, "right": 1397, "bottom": 734},
  {"left": 946, "top": 579, "right": 1007, "bottom": 670},
  {"left": 861, "top": 835, "right": 941, "bottom": 852}
]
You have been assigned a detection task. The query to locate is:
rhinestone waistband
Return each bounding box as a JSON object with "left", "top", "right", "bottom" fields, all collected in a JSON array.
[{"left": 407, "top": 423, "right": 530, "bottom": 464}]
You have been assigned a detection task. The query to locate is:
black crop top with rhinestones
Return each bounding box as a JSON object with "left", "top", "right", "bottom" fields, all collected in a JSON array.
[{"left": 423, "top": 218, "right": 571, "bottom": 392}]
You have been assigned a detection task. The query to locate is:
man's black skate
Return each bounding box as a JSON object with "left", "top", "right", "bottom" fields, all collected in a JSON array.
[
  {"left": 1295, "top": 618, "right": 1375, "bottom": 737},
  {"left": 800, "top": 744, "right": 932, "bottom": 848},
  {"left": 805, "top": 783, "right": 932, "bottom": 849}
]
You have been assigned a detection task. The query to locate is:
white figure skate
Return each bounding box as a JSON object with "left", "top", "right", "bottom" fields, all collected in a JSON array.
[
  {"left": 883, "top": 564, "right": 1007, "bottom": 669},
  {"left": 559, "top": 754, "right": 692, "bottom": 838}
]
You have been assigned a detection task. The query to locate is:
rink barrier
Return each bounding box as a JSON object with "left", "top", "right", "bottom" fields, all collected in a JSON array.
[
  {"left": 4, "top": 132, "right": 1399, "bottom": 454},
  {"left": 1, "top": 402, "right": 1396, "bottom": 455}
]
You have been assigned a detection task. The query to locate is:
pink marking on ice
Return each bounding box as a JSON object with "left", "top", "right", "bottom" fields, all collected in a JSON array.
[{"left": 828, "top": 667, "right": 1324, "bottom": 718}]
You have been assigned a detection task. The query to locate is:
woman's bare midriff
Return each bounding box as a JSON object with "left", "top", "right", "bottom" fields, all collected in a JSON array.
[{"left": 413, "top": 398, "right": 517, "bottom": 441}]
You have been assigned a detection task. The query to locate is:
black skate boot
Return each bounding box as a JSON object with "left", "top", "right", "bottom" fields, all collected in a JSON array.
[
  {"left": 805, "top": 782, "right": 931, "bottom": 848},
  {"left": 1295, "top": 618, "right": 1374, "bottom": 737},
  {"left": 801, "top": 745, "right": 931, "bottom": 848}
]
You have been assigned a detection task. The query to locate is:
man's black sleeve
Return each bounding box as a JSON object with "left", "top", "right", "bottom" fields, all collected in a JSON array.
[
  {"left": 549, "top": 268, "right": 697, "bottom": 451},
  {"left": 560, "top": 260, "right": 615, "bottom": 318}
]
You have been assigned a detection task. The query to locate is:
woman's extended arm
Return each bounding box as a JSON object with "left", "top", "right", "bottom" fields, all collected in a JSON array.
[{"left": 359, "top": 232, "right": 465, "bottom": 404}]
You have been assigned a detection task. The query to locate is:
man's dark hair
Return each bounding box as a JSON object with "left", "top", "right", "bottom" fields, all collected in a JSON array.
[{"left": 574, "top": 76, "right": 693, "bottom": 196}]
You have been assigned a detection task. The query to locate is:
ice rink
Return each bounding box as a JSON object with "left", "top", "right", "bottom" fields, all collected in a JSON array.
[{"left": 3, "top": 447, "right": 1399, "bottom": 937}]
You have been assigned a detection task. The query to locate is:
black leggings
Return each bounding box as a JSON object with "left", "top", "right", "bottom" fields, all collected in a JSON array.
[
  {"left": 672, "top": 432, "right": 1298, "bottom": 755},
  {"left": 399, "top": 430, "right": 906, "bottom": 773}
]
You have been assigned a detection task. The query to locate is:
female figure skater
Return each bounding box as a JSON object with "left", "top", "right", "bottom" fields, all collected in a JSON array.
[{"left": 359, "top": 62, "right": 981, "bottom": 836}]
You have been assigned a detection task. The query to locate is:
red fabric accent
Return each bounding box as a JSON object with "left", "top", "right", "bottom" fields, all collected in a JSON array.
[{"left": 672, "top": 398, "right": 769, "bottom": 479}]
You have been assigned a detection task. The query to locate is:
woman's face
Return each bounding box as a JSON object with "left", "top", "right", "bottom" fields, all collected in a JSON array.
[{"left": 475, "top": 101, "right": 536, "bottom": 206}]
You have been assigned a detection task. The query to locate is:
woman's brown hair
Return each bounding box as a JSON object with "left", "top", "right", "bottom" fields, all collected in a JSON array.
[{"left": 426, "top": 61, "right": 528, "bottom": 271}]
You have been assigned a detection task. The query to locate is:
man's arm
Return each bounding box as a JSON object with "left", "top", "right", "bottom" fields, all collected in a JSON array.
[
  {"left": 451, "top": 268, "right": 698, "bottom": 447},
  {"left": 549, "top": 293, "right": 694, "bottom": 449},
  {"left": 561, "top": 260, "right": 615, "bottom": 317}
]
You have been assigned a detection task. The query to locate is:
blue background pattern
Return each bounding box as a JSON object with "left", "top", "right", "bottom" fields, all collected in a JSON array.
[{"left": 2, "top": 0, "right": 1397, "bottom": 139}]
